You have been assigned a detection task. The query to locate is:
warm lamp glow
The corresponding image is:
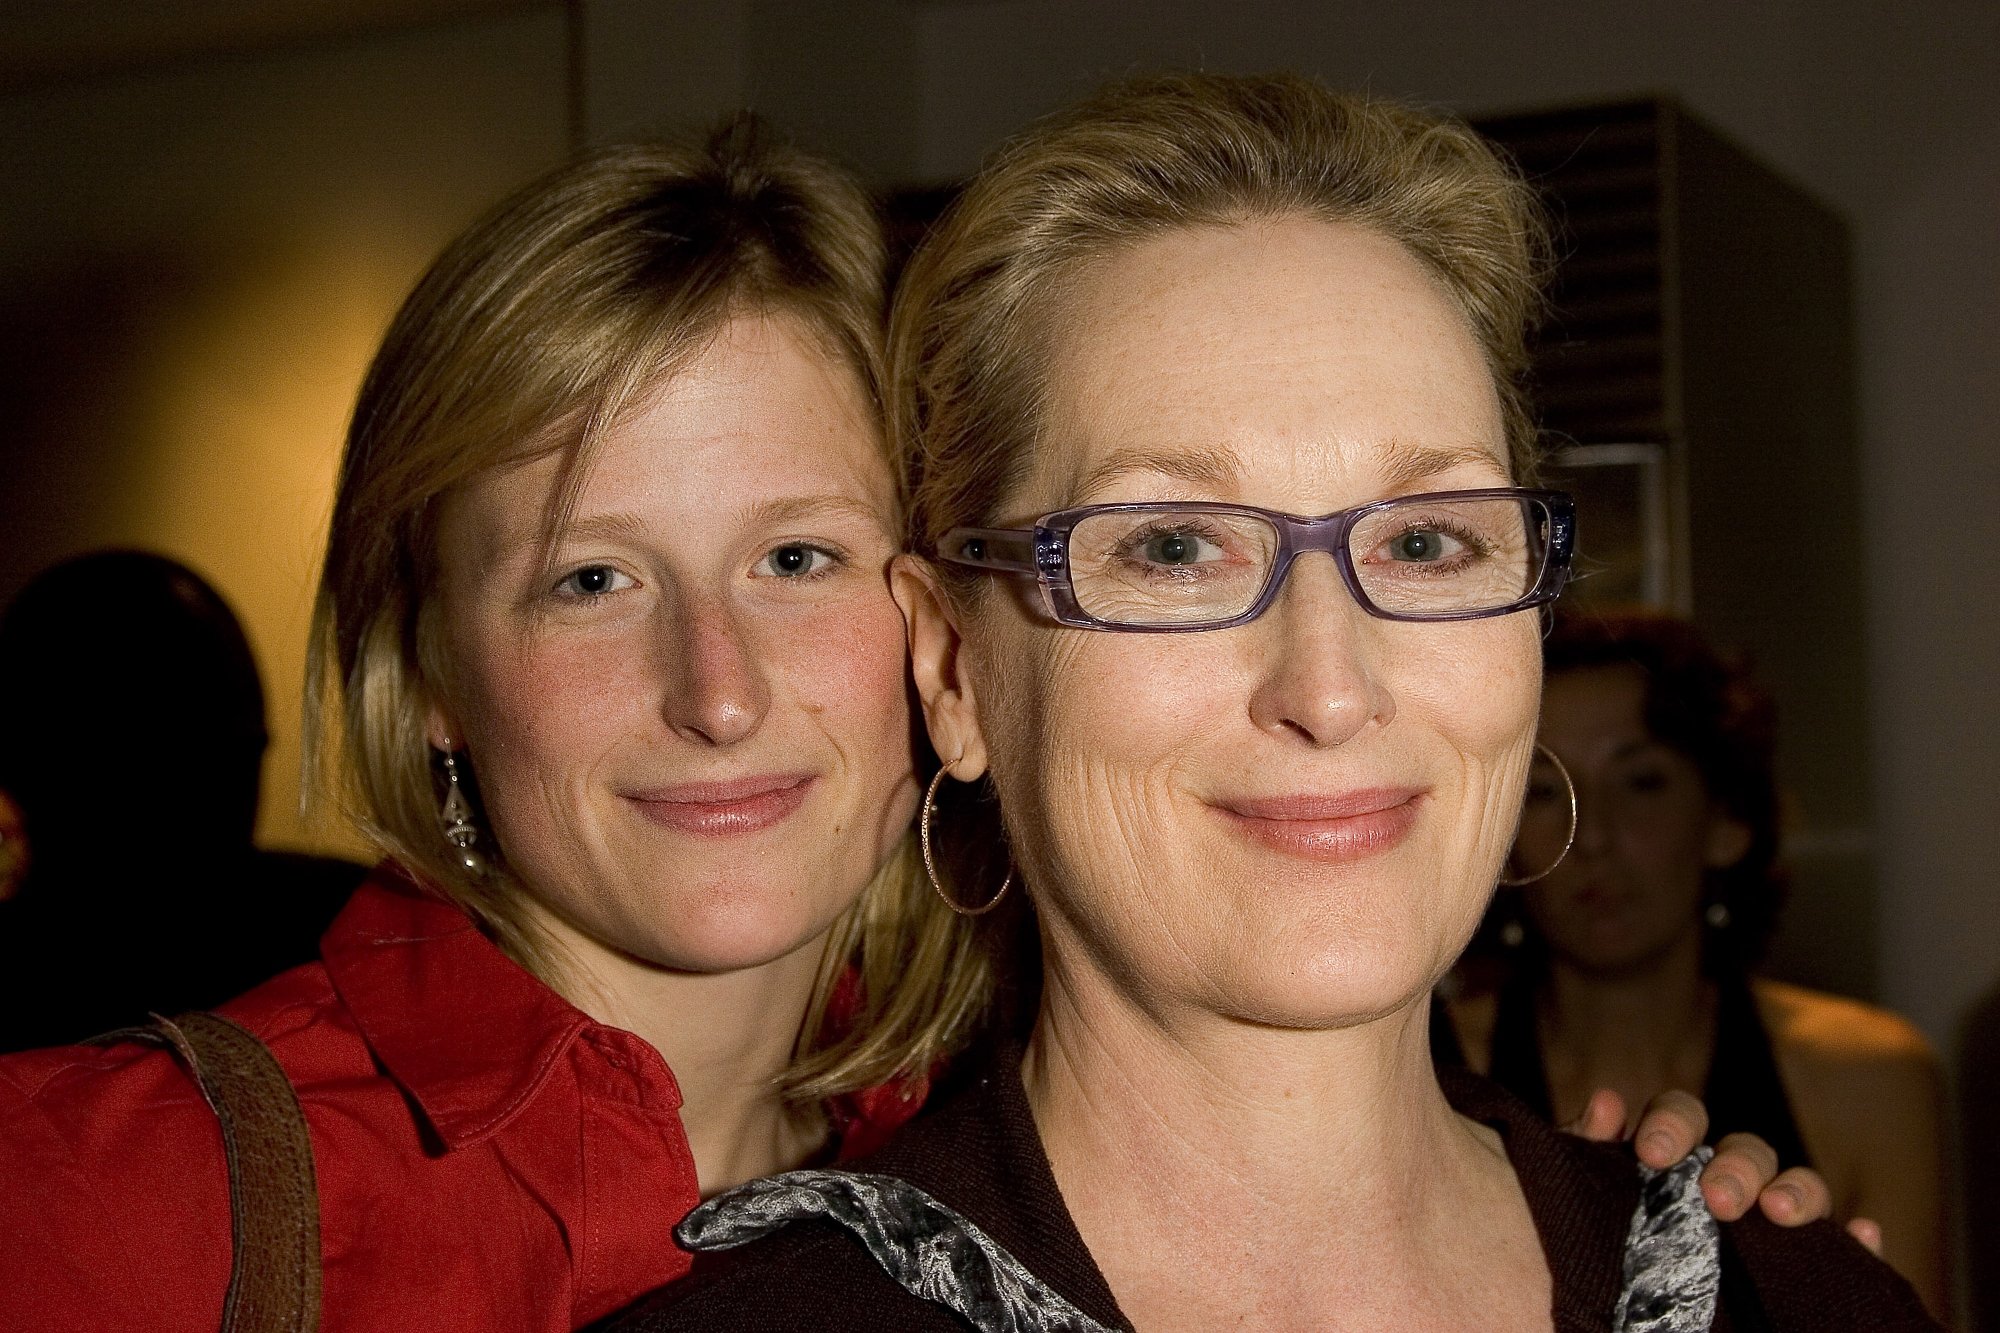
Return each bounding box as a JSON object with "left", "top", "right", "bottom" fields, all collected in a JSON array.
[{"left": 121, "top": 230, "right": 422, "bottom": 861}]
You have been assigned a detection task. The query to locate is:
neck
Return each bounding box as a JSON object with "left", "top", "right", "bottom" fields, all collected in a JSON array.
[
  {"left": 1537, "top": 927, "right": 1714, "bottom": 1125},
  {"left": 520, "top": 901, "right": 831, "bottom": 1196},
  {"left": 1024, "top": 943, "right": 1537, "bottom": 1323}
]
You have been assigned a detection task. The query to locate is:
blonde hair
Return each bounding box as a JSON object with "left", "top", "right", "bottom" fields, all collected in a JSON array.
[
  {"left": 892, "top": 72, "right": 1550, "bottom": 567},
  {"left": 308, "top": 117, "right": 987, "bottom": 1103}
]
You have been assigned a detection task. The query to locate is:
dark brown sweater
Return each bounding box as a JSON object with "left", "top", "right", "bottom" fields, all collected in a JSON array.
[{"left": 603, "top": 1043, "right": 1938, "bottom": 1332}]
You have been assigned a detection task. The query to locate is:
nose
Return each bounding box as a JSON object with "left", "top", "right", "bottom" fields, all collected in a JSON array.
[
  {"left": 1246, "top": 554, "right": 1394, "bottom": 748},
  {"left": 656, "top": 594, "right": 771, "bottom": 747}
]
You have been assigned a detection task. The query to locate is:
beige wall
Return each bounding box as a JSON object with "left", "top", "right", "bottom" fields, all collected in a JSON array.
[{"left": 0, "top": 9, "right": 572, "bottom": 857}]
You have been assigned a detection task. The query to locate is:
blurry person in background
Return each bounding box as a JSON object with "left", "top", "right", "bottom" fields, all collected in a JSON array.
[
  {"left": 1448, "top": 609, "right": 1949, "bottom": 1316},
  {"left": 0, "top": 550, "right": 363, "bottom": 1051}
]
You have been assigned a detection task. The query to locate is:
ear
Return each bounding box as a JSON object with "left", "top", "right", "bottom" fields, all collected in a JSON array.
[
  {"left": 891, "top": 553, "right": 989, "bottom": 782},
  {"left": 424, "top": 695, "right": 464, "bottom": 754},
  {"left": 1703, "top": 811, "right": 1754, "bottom": 870}
]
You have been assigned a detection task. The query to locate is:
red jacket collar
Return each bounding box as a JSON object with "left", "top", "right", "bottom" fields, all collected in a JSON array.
[{"left": 319, "top": 865, "right": 680, "bottom": 1150}]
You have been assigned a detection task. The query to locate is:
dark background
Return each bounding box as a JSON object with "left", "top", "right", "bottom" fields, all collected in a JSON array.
[{"left": 0, "top": 0, "right": 1993, "bottom": 1315}]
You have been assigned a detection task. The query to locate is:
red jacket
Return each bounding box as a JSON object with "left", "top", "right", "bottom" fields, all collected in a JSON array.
[{"left": 0, "top": 867, "right": 920, "bottom": 1331}]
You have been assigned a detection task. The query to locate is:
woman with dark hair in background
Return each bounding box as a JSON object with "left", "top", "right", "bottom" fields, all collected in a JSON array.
[{"left": 1448, "top": 609, "right": 1948, "bottom": 1316}]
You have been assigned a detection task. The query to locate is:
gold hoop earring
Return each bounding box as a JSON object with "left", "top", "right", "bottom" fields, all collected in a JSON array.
[
  {"left": 1499, "top": 743, "right": 1577, "bottom": 887},
  {"left": 918, "top": 765, "right": 1012, "bottom": 917}
]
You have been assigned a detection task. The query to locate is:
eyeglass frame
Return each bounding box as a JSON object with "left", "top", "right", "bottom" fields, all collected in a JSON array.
[{"left": 940, "top": 486, "right": 1576, "bottom": 633}]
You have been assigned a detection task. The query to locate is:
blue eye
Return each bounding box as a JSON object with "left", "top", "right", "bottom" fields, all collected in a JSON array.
[
  {"left": 554, "top": 565, "right": 633, "bottom": 598},
  {"left": 757, "top": 544, "right": 839, "bottom": 578}
]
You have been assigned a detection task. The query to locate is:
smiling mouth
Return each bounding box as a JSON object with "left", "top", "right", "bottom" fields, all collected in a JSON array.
[
  {"left": 1211, "top": 788, "right": 1426, "bottom": 861},
  {"left": 625, "top": 775, "right": 816, "bottom": 837}
]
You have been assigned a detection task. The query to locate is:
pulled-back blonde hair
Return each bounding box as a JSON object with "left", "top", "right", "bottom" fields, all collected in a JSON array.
[
  {"left": 308, "top": 118, "right": 986, "bottom": 1103},
  {"left": 892, "top": 72, "right": 1550, "bottom": 569}
]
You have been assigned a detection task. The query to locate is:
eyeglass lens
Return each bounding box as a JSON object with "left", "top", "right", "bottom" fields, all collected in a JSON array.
[{"left": 1064, "top": 495, "right": 1548, "bottom": 626}]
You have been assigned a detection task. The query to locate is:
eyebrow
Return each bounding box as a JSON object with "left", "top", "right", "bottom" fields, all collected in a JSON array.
[
  {"left": 1072, "top": 445, "right": 1244, "bottom": 498},
  {"left": 543, "top": 495, "right": 887, "bottom": 549},
  {"left": 553, "top": 511, "right": 650, "bottom": 546},
  {"left": 739, "top": 494, "right": 890, "bottom": 529},
  {"left": 1375, "top": 442, "right": 1511, "bottom": 491}
]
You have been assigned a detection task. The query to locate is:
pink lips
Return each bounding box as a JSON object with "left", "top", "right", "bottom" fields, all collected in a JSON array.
[
  {"left": 1213, "top": 787, "right": 1425, "bottom": 860},
  {"left": 625, "top": 774, "right": 815, "bottom": 837}
]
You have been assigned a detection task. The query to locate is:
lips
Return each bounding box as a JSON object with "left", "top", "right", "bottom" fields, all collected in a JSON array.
[
  {"left": 1211, "top": 787, "right": 1426, "bottom": 860},
  {"left": 624, "top": 774, "right": 816, "bottom": 837}
]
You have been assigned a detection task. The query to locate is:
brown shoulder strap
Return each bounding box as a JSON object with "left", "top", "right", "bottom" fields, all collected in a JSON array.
[{"left": 104, "top": 1013, "right": 322, "bottom": 1333}]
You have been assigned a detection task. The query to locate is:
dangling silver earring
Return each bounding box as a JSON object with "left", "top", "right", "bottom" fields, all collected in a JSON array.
[
  {"left": 438, "top": 745, "right": 487, "bottom": 876},
  {"left": 918, "top": 764, "right": 1011, "bottom": 917},
  {"left": 1704, "top": 900, "right": 1733, "bottom": 930},
  {"left": 1499, "top": 744, "right": 1578, "bottom": 887}
]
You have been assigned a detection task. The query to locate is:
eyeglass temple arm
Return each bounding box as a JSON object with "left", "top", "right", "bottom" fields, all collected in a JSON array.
[{"left": 939, "top": 526, "right": 1040, "bottom": 573}]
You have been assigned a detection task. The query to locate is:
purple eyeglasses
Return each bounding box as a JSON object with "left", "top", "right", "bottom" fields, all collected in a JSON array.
[{"left": 941, "top": 487, "right": 1575, "bottom": 632}]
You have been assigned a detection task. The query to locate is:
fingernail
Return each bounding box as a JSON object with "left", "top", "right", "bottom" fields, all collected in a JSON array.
[
  {"left": 1640, "top": 1130, "right": 1676, "bottom": 1161},
  {"left": 1710, "top": 1180, "right": 1743, "bottom": 1212}
]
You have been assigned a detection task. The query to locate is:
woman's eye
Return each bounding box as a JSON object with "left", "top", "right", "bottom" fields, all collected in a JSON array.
[
  {"left": 757, "top": 544, "right": 839, "bottom": 578},
  {"left": 1133, "top": 528, "right": 1226, "bottom": 567},
  {"left": 554, "top": 565, "right": 633, "bottom": 598},
  {"left": 1525, "top": 778, "right": 1564, "bottom": 804},
  {"left": 1386, "top": 527, "right": 1464, "bottom": 563},
  {"left": 1624, "top": 767, "right": 1670, "bottom": 795}
]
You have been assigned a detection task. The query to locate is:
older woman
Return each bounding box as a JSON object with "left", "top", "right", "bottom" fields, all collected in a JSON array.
[
  {"left": 0, "top": 120, "right": 985, "bottom": 1331},
  {"left": 0, "top": 113, "right": 1825, "bottom": 1332},
  {"left": 613, "top": 75, "right": 1936, "bottom": 1331}
]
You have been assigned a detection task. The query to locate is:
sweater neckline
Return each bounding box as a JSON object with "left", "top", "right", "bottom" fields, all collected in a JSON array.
[{"left": 857, "top": 1040, "right": 1641, "bottom": 1331}]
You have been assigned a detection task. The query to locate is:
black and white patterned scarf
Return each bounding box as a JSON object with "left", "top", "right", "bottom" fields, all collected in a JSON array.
[{"left": 679, "top": 1150, "right": 1721, "bottom": 1333}]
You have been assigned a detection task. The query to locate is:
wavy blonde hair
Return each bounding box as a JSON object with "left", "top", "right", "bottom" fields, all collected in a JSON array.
[{"left": 308, "top": 118, "right": 988, "bottom": 1104}]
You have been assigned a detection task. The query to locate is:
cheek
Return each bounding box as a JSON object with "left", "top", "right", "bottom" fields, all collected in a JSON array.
[
  {"left": 1623, "top": 804, "right": 1719, "bottom": 884},
  {"left": 767, "top": 591, "right": 915, "bottom": 775},
  {"left": 1399, "top": 619, "right": 1544, "bottom": 759},
  {"left": 982, "top": 626, "right": 1194, "bottom": 830},
  {"left": 444, "top": 625, "right": 654, "bottom": 862}
]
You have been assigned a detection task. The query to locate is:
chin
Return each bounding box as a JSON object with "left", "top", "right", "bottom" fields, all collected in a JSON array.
[
  {"left": 626, "top": 882, "right": 848, "bottom": 975},
  {"left": 1199, "top": 928, "right": 1447, "bottom": 1032},
  {"left": 1550, "top": 929, "right": 1686, "bottom": 980}
]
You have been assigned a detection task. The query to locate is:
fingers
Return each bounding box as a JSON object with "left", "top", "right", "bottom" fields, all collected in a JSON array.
[
  {"left": 1700, "top": 1132, "right": 1780, "bottom": 1221},
  {"left": 1845, "top": 1217, "right": 1883, "bottom": 1256},
  {"left": 1752, "top": 1166, "right": 1833, "bottom": 1226},
  {"left": 1631, "top": 1089, "right": 1709, "bottom": 1168},
  {"left": 1565, "top": 1088, "right": 1627, "bottom": 1142}
]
